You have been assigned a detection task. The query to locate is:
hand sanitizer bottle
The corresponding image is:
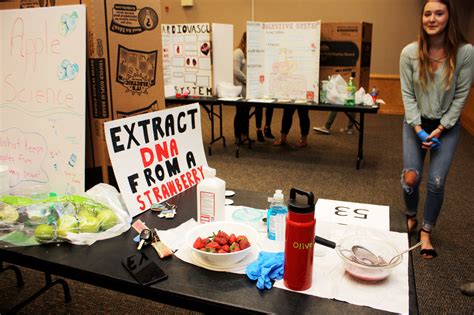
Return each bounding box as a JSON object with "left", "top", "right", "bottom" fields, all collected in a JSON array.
[
  {"left": 197, "top": 167, "right": 226, "bottom": 223},
  {"left": 267, "top": 190, "right": 288, "bottom": 241}
]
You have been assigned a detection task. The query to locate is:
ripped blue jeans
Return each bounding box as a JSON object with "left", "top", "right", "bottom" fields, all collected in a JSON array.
[{"left": 401, "top": 120, "right": 461, "bottom": 232}]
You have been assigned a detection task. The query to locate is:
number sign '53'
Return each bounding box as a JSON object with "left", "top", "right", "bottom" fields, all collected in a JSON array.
[{"left": 315, "top": 199, "right": 390, "bottom": 231}]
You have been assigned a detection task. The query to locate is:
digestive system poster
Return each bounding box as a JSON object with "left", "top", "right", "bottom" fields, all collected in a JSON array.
[
  {"left": 246, "top": 21, "right": 321, "bottom": 100},
  {"left": 0, "top": 5, "right": 86, "bottom": 194},
  {"left": 161, "top": 23, "right": 213, "bottom": 97}
]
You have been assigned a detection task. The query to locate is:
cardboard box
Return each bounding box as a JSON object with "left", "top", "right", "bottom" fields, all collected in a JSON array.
[
  {"left": 83, "top": 0, "right": 165, "bottom": 176},
  {"left": 320, "top": 22, "right": 372, "bottom": 91}
]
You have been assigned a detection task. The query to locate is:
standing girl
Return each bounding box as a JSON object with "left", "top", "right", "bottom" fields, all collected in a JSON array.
[{"left": 400, "top": 0, "right": 472, "bottom": 258}]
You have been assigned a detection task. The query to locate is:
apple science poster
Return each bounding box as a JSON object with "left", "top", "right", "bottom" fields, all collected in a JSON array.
[{"left": 0, "top": 5, "right": 86, "bottom": 195}]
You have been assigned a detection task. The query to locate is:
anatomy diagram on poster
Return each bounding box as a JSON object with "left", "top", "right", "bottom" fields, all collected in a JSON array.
[
  {"left": 0, "top": 5, "right": 86, "bottom": 194},
  {"left": 161, "top": 23, "right": 213, "bottom": 97},
  {"left": 246, "top": 21, "right": 321, "bottom": 101}
]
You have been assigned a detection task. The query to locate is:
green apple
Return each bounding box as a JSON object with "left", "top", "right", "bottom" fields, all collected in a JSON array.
[
  {"left": 77, "top": 209, "right": 96, "bottom": 218},
  {"left": 34, "top": 224, "right": 55, "bottom": 241},
  {"left": 96, "top": 209, "right": 117, "bottom": 230},
  {"left": 78, "top": 214, "right": 100, "bottom": 233},
  {"left": 57, "top": 214, "right": 79, "bottom": 238},
  {"left": 0, "top": 204, "right": 19, "bottom": 224}
]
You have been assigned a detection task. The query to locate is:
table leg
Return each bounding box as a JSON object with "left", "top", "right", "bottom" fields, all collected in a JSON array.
[
  {"left": 7, "top": 272, "right": 71, "bottom": 313},
  {"left": 356, "top": 113, "right": 365, "bottom": 169},
  {"left": 209, "top": 103, "right": 215, "bottom": 155},
  {"left": 201, "top": 103, "right": 226, "bottom": 156},
  {"left": 218, "top": 103, "right": 226, "bottom": 148},
  {"left": 1, "top": 262, "right": 24, "bottom": 287},
  {"left": 208, "top": 103, "right": 226, "bottom": 154}
]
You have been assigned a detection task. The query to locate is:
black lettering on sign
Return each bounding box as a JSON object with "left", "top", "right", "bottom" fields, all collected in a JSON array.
[
  {"left": 334, "top": 206, "right": 349, "bottom": 216},
  {"left": 354, "top": 208, "right": 369, "bottom": 219},
  {"left": 334, "top": 206, "right": 369, "bottom": 219}
]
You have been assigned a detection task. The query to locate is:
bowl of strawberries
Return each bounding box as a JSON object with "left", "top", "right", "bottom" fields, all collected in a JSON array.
[{"left": 186, "top": 221, "right": 259, "bottom": 267}]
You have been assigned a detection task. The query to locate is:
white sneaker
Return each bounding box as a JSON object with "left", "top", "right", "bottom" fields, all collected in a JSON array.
[
  {"left": 340, "top": 127, "right": 353, "bottom": 135},
  {"left": 313, "top": 126, "right": 330, "bottom": 134}
]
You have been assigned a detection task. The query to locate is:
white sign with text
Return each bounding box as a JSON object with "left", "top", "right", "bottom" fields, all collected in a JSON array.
[
  {"left": 104, "top": 103, "right": 208, "bottom": 217},
  {"left": 315, "top": 198, "right": 390, "bottom": 230}
]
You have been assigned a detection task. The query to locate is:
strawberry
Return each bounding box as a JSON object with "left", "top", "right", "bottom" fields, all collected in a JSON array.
[
  {"left": 214, "top": 236, "right": 227, "bottom": 246},
  {"left": 229, "top": 242, "right": 241, "bottom": 252},
  {"left": 239, "top": 238, "right": 251, "bottom": 250},
  {"left": 228, "top": 233, "right": 237, "bottom": 245},
  {"left": 217, "top": 249, "right": 227, "bottom": 254},
  {"left": 193, "top": 237, "right": 205, "bottom": 249},
  {"left": 236, "top": 235, "right": 248, "bottom": 243},
  {"left": 216, "top": 230, "right": 230, "bottom": 242},
  {"left": 205, "top": 241, "right": 221, "bottom": 250},
  {"left": 221, "top": 244, "right": 230, "bottom": 253}
]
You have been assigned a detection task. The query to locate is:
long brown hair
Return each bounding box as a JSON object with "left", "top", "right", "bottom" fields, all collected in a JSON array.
[
  {"left": 238, "top": 32, "right": 247, "bottom": 57},
  {"left": 417, "top": 0, "right": 467, "bottom": 89}
]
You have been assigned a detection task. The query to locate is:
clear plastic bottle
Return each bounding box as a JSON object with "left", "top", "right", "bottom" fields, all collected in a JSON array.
[
  {"left": 370, "top": 87, "right": 378, "bottom": 104},
  {"left": 196, "top": 167, "right": 225, "bottom": 223},
  {"left": 320, "top": 80, "right": 329, "bottom": 104},
  {"left": 267, "top": 190, "right": 288, "bottom": 241},
  {"left": 345, "top": 77, "right": 356, "bottom": 107}
]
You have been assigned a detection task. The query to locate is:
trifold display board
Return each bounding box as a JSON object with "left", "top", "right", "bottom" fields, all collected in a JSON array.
[
  {"left": 161, "top": 23, "right": 233, "bottom": 97},
  {"left": 0, "top": 5, "right": 86, "bottom": 194},
  {"left": 246, "top": 21, "right": 321, "bottom": 101}
]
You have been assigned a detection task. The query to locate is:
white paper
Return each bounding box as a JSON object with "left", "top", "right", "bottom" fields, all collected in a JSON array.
[
  {"left": 174, "top": 240, "right": 259, "bottom": 274},
  {"left": 218, "top": 97, "right": 243, "bottom": 101},
  {"left": 156, "top": 218, "right": 199, "bottom": 251},
  {"left": 315, "top": 199, "right": 390, "bottom": 231},
  {"left": 246, "top": 99, "right": 275, "bottom": 103}
]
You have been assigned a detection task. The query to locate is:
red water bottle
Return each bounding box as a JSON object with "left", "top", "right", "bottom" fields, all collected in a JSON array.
[{"left": 283, "top": 188, "right": 316, "bottom": 291}]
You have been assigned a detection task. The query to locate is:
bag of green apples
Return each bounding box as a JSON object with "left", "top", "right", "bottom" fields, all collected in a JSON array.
[{"left": 0, "top": 184, "right": 132, "bottom": 247}]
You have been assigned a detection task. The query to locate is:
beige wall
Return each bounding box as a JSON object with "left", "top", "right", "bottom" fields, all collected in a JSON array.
[{"left": 161, "top": 0, "right": 473, "bottom": 75}]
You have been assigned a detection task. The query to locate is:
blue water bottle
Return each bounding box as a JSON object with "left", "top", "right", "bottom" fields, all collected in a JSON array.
[{"left": 267, "top": 190, "right": 288, "bottom": 241}]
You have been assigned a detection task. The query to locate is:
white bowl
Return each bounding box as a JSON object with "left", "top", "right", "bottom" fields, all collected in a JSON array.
[
  {"left": 186, "top": 221, "right": 259, "bottom": 267},
  {"left": 336, "top": 234, "right": 402, "bottom": 282}
]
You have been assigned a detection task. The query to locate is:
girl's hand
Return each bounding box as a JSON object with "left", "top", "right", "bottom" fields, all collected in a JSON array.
[
  {"left": 426, "top": 128, "right": 442, "bottom": 141},
  {"left": 421, "top": 141, "right": 435, "bottom": 150},
  {"left": 423, "top": 129, "right": 442, "bottom": 150}
]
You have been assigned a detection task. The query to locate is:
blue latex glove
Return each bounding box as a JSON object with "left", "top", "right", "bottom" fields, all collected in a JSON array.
[
  {"left": 246, "top": 252, "right": 284, "bottom": 290},
  {"left": 417, "top": 129, "right": 441, "bottom": 149}
]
